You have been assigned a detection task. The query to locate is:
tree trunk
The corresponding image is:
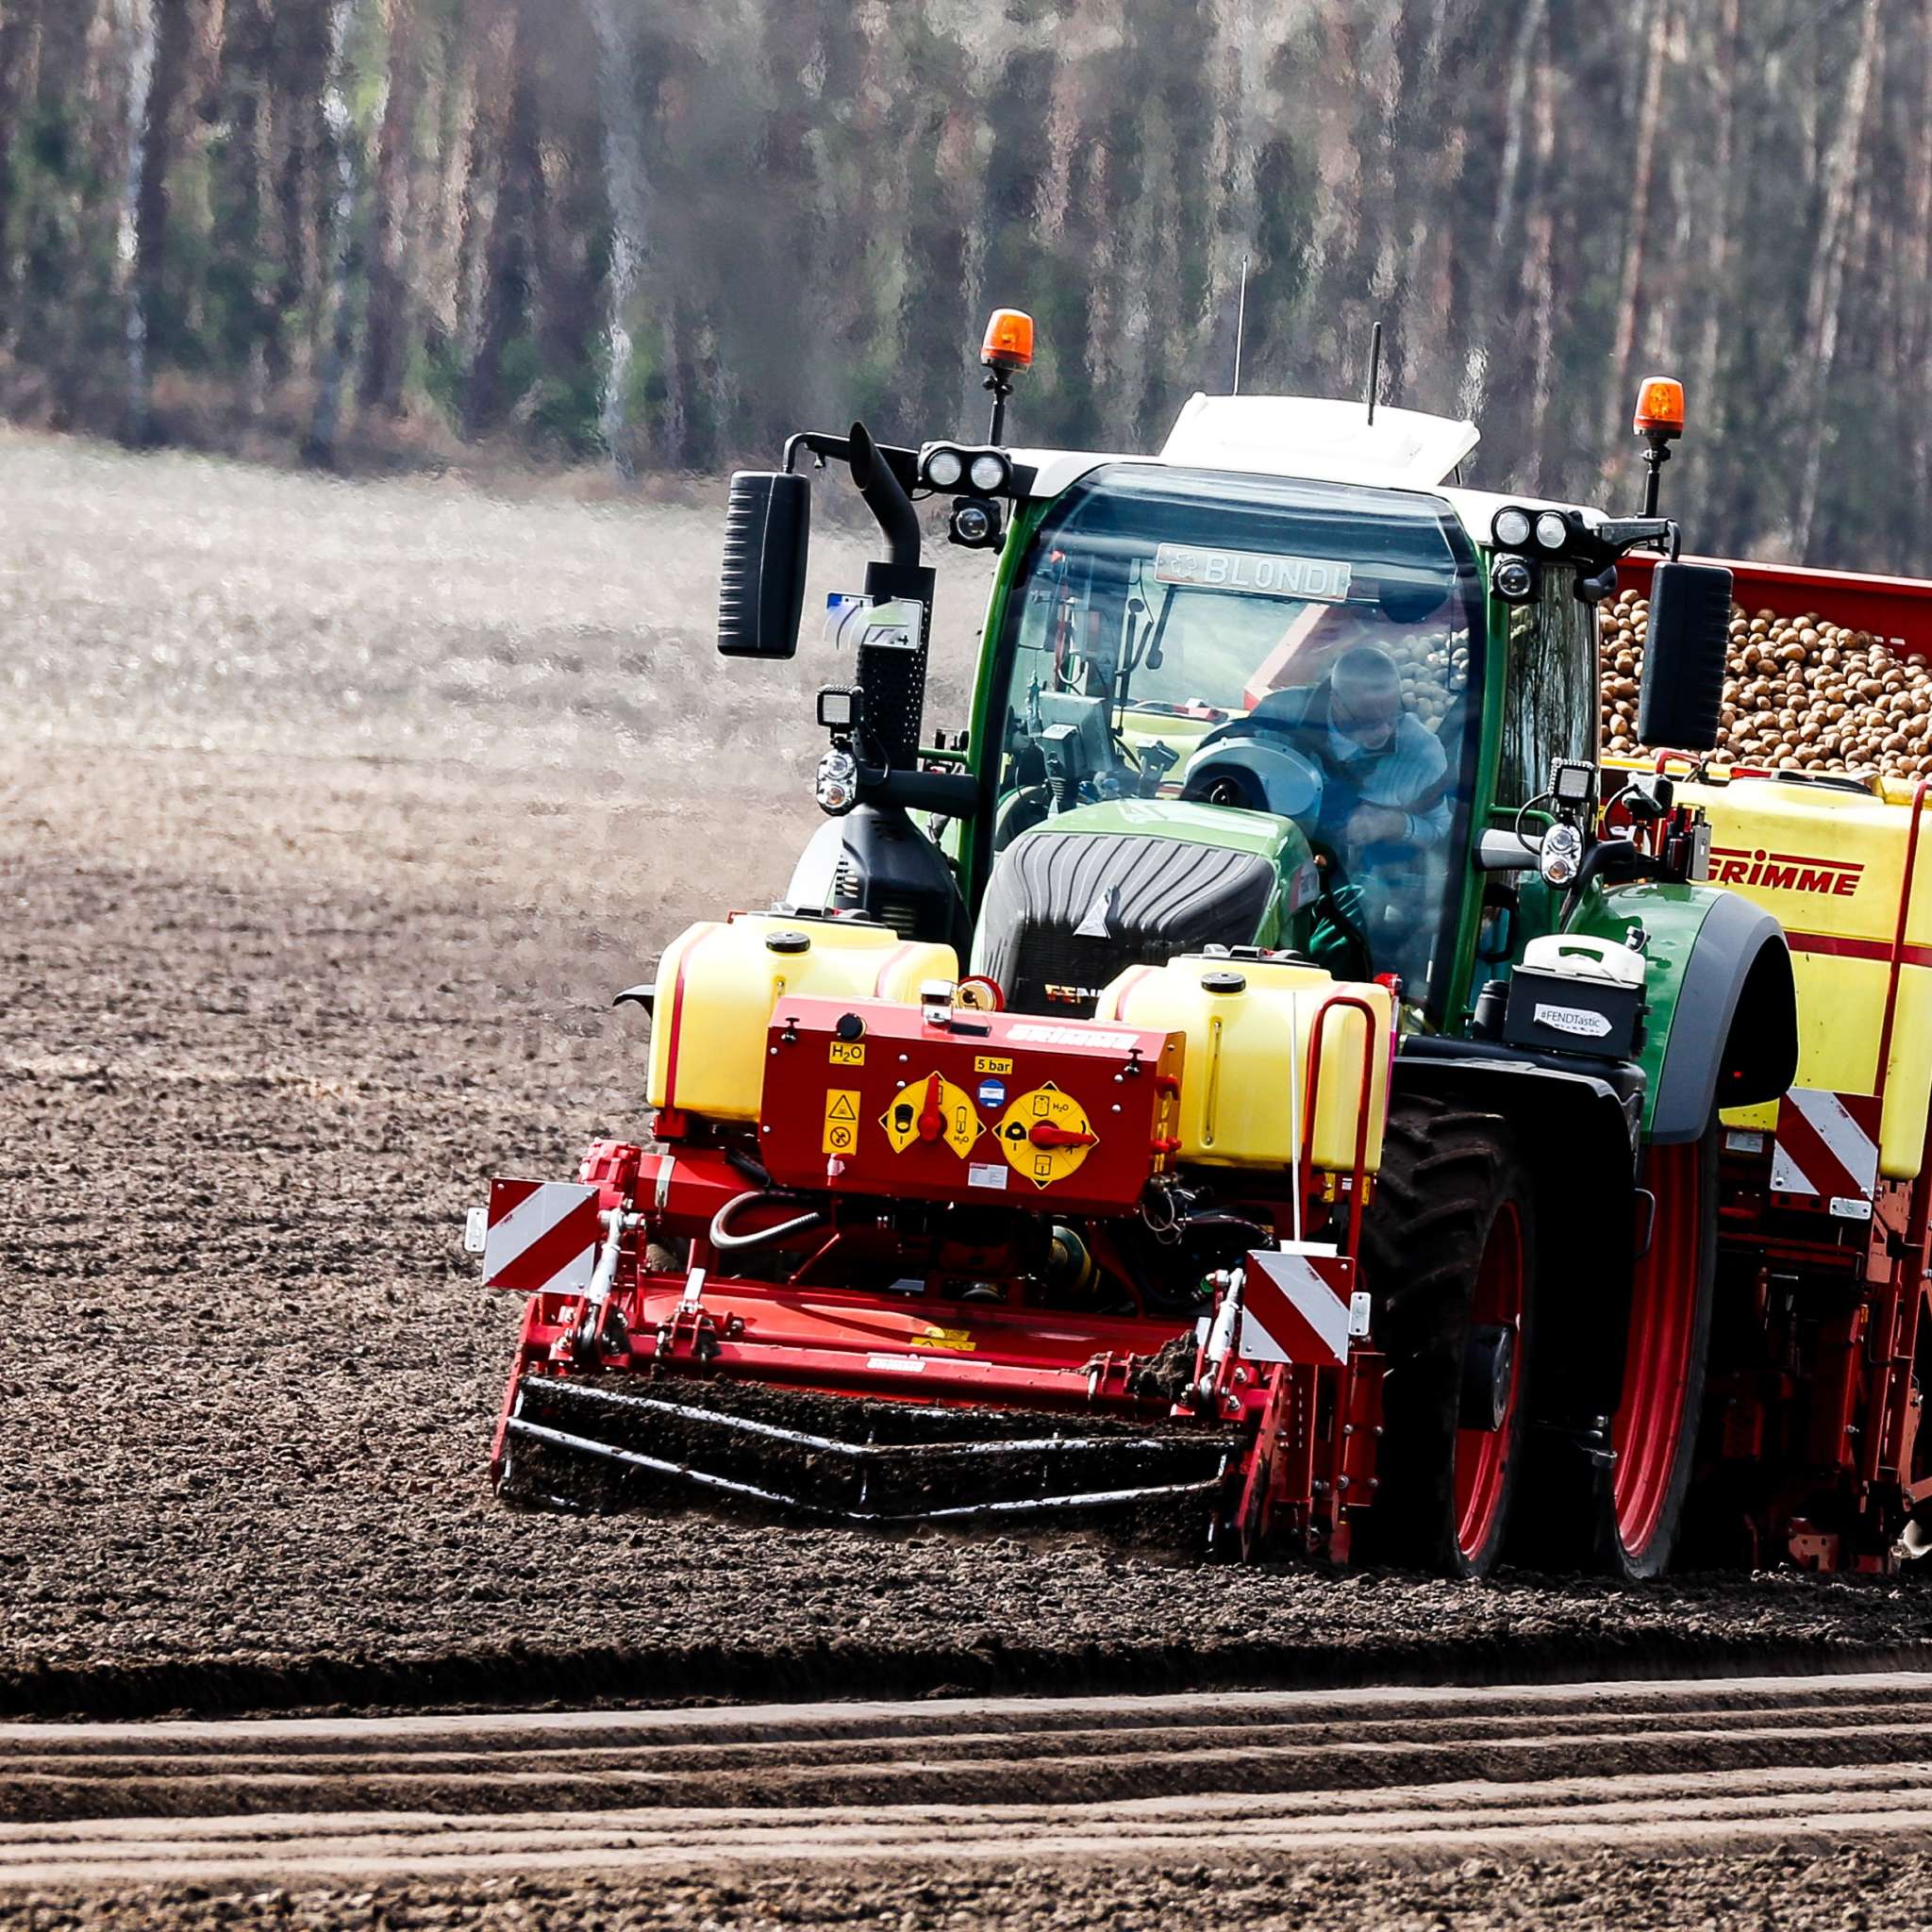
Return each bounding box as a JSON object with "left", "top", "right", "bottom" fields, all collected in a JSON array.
[
  {"left": 463, "top": 0, "right": 541, "bottom": 438},
  {"left": 1491, "top": 0, "right": 1547, "bottom": 254},
  {"left": 130, "top": 0, "right": 198, "bottom": 416},
  {"left": 263, "top": 0, "right": 336, "bottom": 383},
  {"left": 118, "top": 0, "right": 159, "bottom": 443},
  {"left": 358, "top": 0, "right": 420, "bottom": 417},
  {"left": 1603, "top": 0, "right": 1671, "bottom": 452},
  {"left": 1910, "top": 4, "right": 1932, "bottom": 521},
  {"left": 302, "top": 0, "right": 365, "bottom": 467},
  {"left": 583, "top": 0, "right": 647, "bottom": 477},
  {"left": 1687, "top": 0, "right": 1740, "bottom": 532},
  {"left": 0, "top": 0, "right": 42, "bottom": 336},
  {"left": 1794, "top": 0, "right": 1882, "bottom": 553},
  {"left": 1524, "top": 34, "right": 1557, "bottom": 477}
]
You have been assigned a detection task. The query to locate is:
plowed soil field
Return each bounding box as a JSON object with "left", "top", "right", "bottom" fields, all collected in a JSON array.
[
  {"left": 11, "top": 1674, "right": 1932, "bottom": 1927},
  {"left": 7, "top": 429, "right": 1932, "bottom": 1923}
]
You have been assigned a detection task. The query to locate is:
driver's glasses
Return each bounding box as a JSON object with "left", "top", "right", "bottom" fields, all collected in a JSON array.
[{"left": 1332, "top": 687, "right": 1402, "bottom": 749}]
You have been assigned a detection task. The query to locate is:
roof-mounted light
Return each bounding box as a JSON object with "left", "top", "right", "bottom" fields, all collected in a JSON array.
[
  {"left": 1492, "top": 507, "right": 1533, "bottom": 549},
  {"left": 981, "top": 308, "right": 1035, "bottom": 372},
  {"left": 1633, "top": 375, "right": 1686, "bottom": 441}
]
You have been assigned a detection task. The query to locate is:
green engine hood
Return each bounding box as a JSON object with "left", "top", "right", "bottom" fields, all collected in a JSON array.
[{"left": 995, "top": 799, "right": 1319, "bottom": 954}]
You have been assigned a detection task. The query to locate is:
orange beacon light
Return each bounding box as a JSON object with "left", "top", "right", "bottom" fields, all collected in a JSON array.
[
  {"left": 1633, "top": 375, "right": 1687, "bottom": 441},
  {"left": 981, "top": 308, "right": 1035, "bottom": 442},
  {"left": 981, "top": 308, "right": 1035, "bottom": 372},
  {"left": 1633, "top": 374, "right": 1686, "bottom": 516}
]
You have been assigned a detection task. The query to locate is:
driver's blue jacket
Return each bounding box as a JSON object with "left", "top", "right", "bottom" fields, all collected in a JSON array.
[{"left": 1249, "top": 683, "right": 1452, "bottom": 849}]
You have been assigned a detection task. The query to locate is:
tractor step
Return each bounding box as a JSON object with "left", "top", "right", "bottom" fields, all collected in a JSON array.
[{"left": 501, "top": 1374, "right": 1235, "bottom": 1531}]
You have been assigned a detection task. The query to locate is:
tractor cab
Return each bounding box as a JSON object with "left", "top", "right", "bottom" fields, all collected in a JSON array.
[
  {"left": 967, "top": 460, "right": 1485, "bottom": 1014},
  {"left": 737, "top": 347, "right": 1647, "bottom": 1043}
]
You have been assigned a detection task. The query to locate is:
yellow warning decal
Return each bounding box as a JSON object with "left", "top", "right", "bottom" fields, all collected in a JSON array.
[
  {"left": 974, "top": 1055, "right": 1014, "bottom": 1075},
  {"left": 822, "top": 1088, "right": 861, "bottom": 1155},
  {"left": 829, "top": 1041, "right": 866, "bottom": 1067},
  {"left": 909, "top": 1324, "right": 976, "bottom": 1353},
  {"left": 880, "top": 1072, "right": 985, "bottom": 1159},
  {"left": 996, "top": 1082, "right": 1098, "bottom": 1189}
]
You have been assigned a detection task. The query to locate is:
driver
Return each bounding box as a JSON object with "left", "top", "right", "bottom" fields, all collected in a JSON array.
[{"left": 1250, "top": 639, "right": 1451, "bottom": 851}]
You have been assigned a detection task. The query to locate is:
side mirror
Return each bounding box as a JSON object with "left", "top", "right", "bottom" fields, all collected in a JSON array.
[
  {"left": 1635, "top": 559, "right": 1733, "bottom": 754},
  {"left": 718, "top": 471, "right": 810, "bottom": 658}
]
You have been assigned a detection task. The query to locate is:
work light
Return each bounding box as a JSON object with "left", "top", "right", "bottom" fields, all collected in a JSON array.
[
  {"left": 969, "top": 452, "right": 1008, "bottom": 493},
  {"left": 815, "top": 746, "right": 859, "bottom": 815},
  {"left": 1492, "top": 555, "right": 1535, "bottom": 602}
]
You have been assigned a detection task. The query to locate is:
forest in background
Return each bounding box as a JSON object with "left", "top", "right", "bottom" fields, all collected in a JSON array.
[{"left": 0, "top": 0, "right": 1926, "bottom": 569}]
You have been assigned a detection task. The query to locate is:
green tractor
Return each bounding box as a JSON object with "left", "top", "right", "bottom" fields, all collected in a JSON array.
[{"left": 487, "top": 316, "right": 1820, "bottom": 1578}]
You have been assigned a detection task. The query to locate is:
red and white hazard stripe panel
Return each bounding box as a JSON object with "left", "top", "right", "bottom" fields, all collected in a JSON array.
[
  {"left": 476, "top": 1178, "right": 604, "bottom": 1293},
  {"left": 1771, "top": 1089, "right": 1880, "bottom": 1219},
  {"left": 1239, "top": 1251, "right": 1371, "bottom": 1366}
]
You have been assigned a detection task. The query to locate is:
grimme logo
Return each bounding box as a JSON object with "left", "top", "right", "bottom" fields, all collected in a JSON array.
[{"left": 1711, "top": 846, "right": 1862, "bottom": 898}]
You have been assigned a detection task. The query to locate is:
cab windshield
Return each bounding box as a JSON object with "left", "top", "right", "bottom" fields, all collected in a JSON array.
[{"left": 986, "top": 464, "right": 1486, "bottom": 1012}]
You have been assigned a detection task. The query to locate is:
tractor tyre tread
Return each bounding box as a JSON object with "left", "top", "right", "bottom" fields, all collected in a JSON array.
[{"left": 1357, "top": 1092, "right": 1535, "bottom": 1578}]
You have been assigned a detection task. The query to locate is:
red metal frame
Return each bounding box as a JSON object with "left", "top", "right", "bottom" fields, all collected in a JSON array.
[
  {"left": 1617, "top": 553, "right": 1932, "bottom": 650},
  {"left": 1607, "top": 552, "right": 1932, "bottom": 1570},
  {"left": 1698, "top": 766, "right": 1932, "bottom": 1570},
  {"left": 489, "top": 991, "right": 1393, "bottom": 1558}
]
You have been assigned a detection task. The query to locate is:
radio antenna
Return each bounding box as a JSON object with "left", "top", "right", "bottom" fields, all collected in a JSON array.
[
  {"left": 1231, "top": 254, "right": 1250, "bottom": 395},
  {"left": 1365, "top": 321, "right": 1383, "bottom": 425}
]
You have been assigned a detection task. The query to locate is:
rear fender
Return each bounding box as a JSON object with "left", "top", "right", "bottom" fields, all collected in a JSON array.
[{"left": 1582, "top": 883, "right": 1797, "bottom": 1146}]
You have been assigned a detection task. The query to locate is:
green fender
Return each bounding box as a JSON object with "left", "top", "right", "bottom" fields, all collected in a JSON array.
[{"left": 1573, "top": 881, "right": 1798, "bottom": 1145}]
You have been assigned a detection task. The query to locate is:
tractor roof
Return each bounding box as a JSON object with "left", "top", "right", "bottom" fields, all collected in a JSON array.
[
  {"left": 1162, "top": 393, "right": 1478, "bottom": 489},
  {"left": 1013, "top": 393, "right": 1604, "bottom": 541}
]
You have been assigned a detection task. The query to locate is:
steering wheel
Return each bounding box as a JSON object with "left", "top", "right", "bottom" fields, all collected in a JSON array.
[
  {"left": 1180, "top": 737, "right": 1325, "bottom": 821},
  {"left": 993, "top": 787, "right": 1054, "bottom": 846}
]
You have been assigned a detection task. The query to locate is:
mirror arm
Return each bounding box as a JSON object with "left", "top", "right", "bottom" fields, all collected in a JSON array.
[
  {"left": 1593, "top": 516, "right": 1682, "bottom": 562},
  {"left": 848, "top": 422, "right": 921, "bottom": 567},
  {"left": 784, "top": 429, "right": 851, "bottom": 474}
]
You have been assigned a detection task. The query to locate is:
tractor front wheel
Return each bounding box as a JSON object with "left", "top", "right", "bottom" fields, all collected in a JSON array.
[{"left": 1357, "top": 1095, "right": 1536, "bottom": 1577}]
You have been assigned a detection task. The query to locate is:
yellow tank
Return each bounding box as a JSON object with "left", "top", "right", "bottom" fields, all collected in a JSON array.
[
  {"left": 1674, "top": 771, "right": 1932, "bottom": 1178},
  {"left": 647, "top": 914, "right": 958, "bottom": 1122},
  {"left": 1094, "top": 956, "right": 1393, "bottom": 1174}
]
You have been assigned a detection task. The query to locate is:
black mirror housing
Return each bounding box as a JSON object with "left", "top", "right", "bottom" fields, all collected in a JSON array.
[
  {"left": 1636, "top": 559, "right": 1733, "bottom": 754},
  {"left": 718, "top": 471, "right": 810, "bottom": 658}
]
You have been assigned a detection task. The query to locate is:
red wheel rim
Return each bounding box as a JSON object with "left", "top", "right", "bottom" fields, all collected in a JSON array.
[
  {"left": 1453, "top": 1201, "right": 1525, "bottom": 1562},
  {"left": 1612, "top": 1139, "right": 1703, "bottom": 1557}
]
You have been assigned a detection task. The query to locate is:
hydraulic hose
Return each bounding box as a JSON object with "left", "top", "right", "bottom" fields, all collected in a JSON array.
[
  {"left": 846, "top": 421, "right": 921, "bottom": 568},
  {"left": 708, "top": 1191, "right": 827, "bottom": 1254}
]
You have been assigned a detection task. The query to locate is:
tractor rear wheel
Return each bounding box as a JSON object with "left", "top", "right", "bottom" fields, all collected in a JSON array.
[
  {"left": 1357, "top": 1094, "right": 1536, "bottom": 1577},
  {"left": 1601, "top": 1127, "right": 1716, "bottom": 1577}
]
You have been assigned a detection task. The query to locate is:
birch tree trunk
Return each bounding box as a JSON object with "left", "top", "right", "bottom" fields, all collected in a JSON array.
[
  {"left": 358, "top": 0, "right": 420, "bottom": 417},
  {"left": 584, "top": 0, "right": 648, "bottom": 479},
  {"left": 302, "top": 0, "right": 366, "bottom": 466},
  {"left": 1910, "top": 5, "right": 1932, "bottom": 516},
  {"left": 118, "top": 0, "right": 159, "bottom": 443},
  {"left": 1603, "top": 0, "right": 1672, "bottom": 451},
  {"left": 1793, "top": 0, "right": 1881, "bottom": 552},
  {"left": 1687, "top": 0, "right": 1739, "bottom": 533}
]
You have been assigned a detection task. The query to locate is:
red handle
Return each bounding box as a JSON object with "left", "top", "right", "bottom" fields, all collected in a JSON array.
[
  {"left": 1029, "top": 1122, "right": 1096, "bottom": 1149},
  {"left": 917, "top": 1073, "right": 945, "bottom": 1143}
]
